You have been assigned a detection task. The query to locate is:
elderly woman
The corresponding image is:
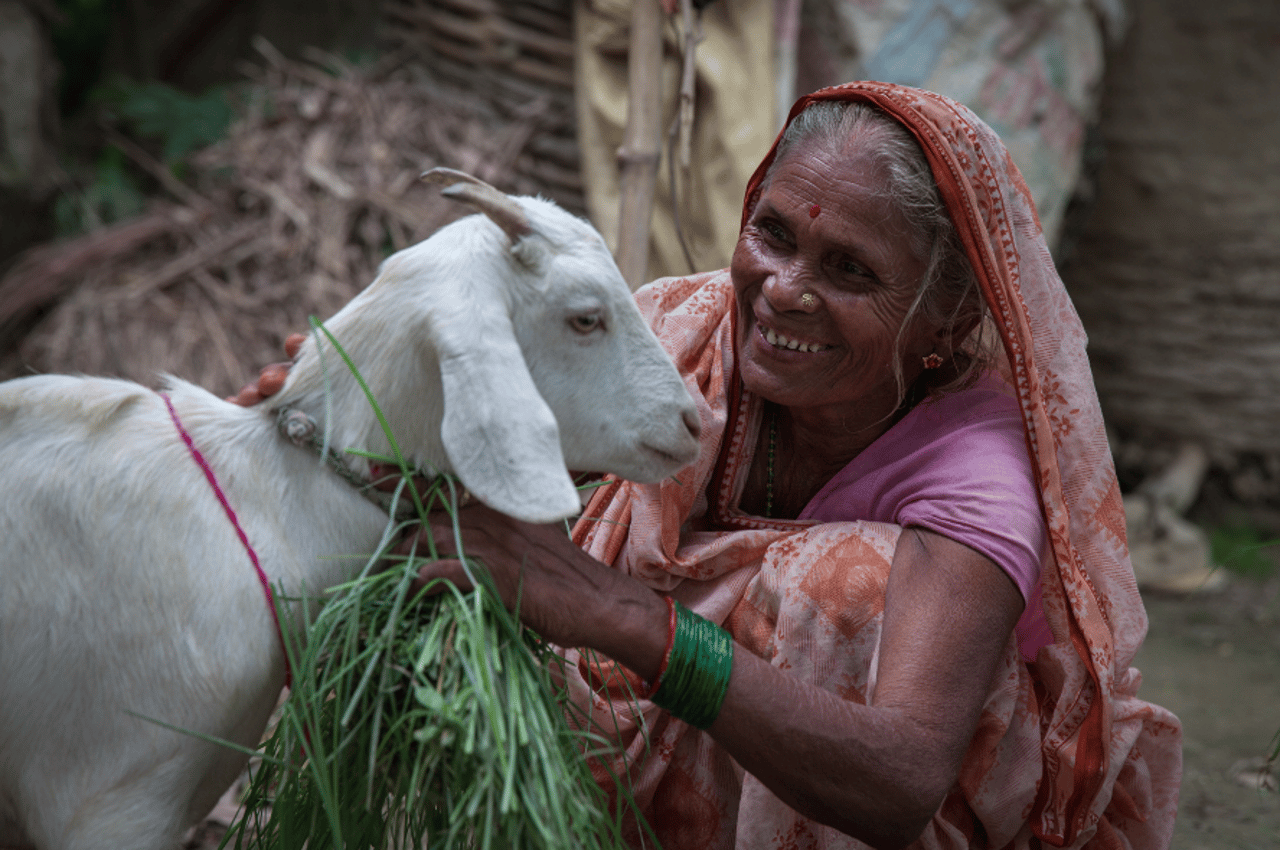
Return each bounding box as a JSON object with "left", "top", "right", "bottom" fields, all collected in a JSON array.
[
  {"left": 242, "top": 82, "right": 1181, "bottom": 848},
  {"left": 409, "top": 83, "right": 1181, "bottom": 849}
]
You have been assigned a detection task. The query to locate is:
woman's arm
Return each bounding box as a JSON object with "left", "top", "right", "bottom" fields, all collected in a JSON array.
[
  {"left": 413, "top": 508, "right": 1024, "bottom": 850},
  {"left": 708, "top": 527, "right": 1024, "bottom": 847}
]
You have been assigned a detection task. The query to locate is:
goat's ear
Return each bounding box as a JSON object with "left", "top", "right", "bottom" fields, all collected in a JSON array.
[
  {"left": 432, "top": 307, "right": 581, "bottom": 524},
  {"left": 422, "top": 168, "right": 533, "bottom": 244}
]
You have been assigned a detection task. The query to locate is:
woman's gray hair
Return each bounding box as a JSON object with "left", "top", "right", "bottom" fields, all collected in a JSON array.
[{"left": 765, "top": 99, "right": 995, "bottom": 402}]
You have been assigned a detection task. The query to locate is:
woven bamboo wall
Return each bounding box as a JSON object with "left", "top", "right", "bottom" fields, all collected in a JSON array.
[{"left": 381, "top": 0, "right": 583, "bottom": 213}]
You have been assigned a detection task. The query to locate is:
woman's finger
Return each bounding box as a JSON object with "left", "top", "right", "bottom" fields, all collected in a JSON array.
[
  {"left": 392, "top": 523, "right": 455, "bottom": 558},
  {"left": 284, "top": 332, "right": 307, "bottom": 359},
  {"left": 257, "top": 362, "right": 292, "bottom": 397},
  {"left": 225, "top": 333, "right": 304, "bottom": 406},
  {"left": 226, "top": 384, "right": 264, "bottom": 405},
  {"left": 225, "top": 360, "right": 293, "bottom": 405},
  {"left": 412, "top": 558, "right": 474, "bottom": 596}
]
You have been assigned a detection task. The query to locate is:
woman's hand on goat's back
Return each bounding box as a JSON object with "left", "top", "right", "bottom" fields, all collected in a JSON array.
[
  {"left": 406, "top": 505, "right": 669, "bottom": 677},
  {"left": 226, "top": 333, "right": 306, "bottom": 405}
]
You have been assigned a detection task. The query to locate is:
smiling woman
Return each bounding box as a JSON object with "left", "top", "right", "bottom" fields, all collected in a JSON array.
[
  {"left": 736, "top": 136, "right": 931, "bottom": 416},
  {"left": 241, "top": 81, "right": 1182, "bottom": 850},
  {"left": 731, "top": 101, "right": 994, "bottom": 522},
  {"left": 406, "top": 82, "right": 1181, "bottom": 850},
  {"left": 737, "top": 127, "right": 932, "bottom": 495}
]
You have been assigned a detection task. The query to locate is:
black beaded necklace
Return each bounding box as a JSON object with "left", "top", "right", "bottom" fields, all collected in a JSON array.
[{"left": 765, "top": 405, "right": 778, "bottom": 518}]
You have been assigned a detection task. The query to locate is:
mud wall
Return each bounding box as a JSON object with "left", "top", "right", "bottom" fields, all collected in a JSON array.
[{"left": 1060, "top": 0, "right": 1280, "bottom": 490}]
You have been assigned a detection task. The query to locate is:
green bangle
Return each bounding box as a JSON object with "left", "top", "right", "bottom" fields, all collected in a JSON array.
[{"left": 650, "top": 601, "right": 735, "bottom": 730}]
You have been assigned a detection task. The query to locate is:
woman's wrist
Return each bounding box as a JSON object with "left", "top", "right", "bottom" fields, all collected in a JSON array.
[
  {"left": 637, "top": 597, "right": 679, "bottom": 698},
  {"left": 647, "top": 600, "right": 734, "bottom": 728},
  {"left": 592, "top": 587, "right": 736, "bottom": 730},
  {"left": 586, "top": 581, "right": 671, "bottom": 683}
]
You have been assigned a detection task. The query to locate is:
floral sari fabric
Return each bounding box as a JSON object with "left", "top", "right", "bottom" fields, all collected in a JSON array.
[{"left": 566, "top": 82, "right": 1181, "bottom": 849}]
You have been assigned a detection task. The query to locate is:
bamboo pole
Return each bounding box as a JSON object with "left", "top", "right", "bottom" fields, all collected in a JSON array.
[{"left": 615, "top": 0, "right": 664, "bottom": 290}]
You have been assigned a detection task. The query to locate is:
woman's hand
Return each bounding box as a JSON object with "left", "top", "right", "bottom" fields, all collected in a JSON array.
[
  {"left": 396, "top": 510, "right": 1019, "bottom": 848},
  {"left": 226, "top": 333, "right": 307, "bottom": 405},
  {"left": 400, "top": 503, "right": 670, "bottom": 676}
]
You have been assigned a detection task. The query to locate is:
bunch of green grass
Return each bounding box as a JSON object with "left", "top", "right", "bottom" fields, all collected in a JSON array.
[
  {"left": 222, "top": 517, "right": 628, "bottom": 849},
  {"left": 221, "top": 323, "right": 643, "bottom": 849}
]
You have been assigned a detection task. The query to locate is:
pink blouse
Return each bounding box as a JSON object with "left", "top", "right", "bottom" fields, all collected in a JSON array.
[{"left": 798, "top": 371, "right": 1053, "bottom": 661}]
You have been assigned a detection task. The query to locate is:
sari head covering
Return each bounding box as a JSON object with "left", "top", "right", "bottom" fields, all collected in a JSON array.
[{"left": 568, "top": 82, "right": 1181, "bottom": 849}]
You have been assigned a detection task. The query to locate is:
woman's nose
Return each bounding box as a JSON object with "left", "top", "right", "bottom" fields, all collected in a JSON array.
[{"left": 763, "top": 263, "right": 818, "bottom": 312}]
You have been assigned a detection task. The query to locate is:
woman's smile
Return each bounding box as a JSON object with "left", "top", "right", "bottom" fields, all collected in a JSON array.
[
  {"left": 755, "top": 319, "right": 834, "bottom": 354},
  {"left": 731, "top": 132, "right": 933, "bottom": 423}
]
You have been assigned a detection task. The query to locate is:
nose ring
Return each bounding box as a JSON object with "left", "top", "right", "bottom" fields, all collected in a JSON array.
[{"left": 800, "top": 292, "right": 816, "bottom": 308}]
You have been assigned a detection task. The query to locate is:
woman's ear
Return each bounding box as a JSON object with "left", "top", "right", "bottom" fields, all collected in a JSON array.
[{"left": 932, "top": 311, "right": 984, "bottom": 358}]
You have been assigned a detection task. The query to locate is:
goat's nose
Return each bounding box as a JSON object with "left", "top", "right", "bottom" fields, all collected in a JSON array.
[{"left": 682, "top": 407, "right": 702, "bottom": 441}]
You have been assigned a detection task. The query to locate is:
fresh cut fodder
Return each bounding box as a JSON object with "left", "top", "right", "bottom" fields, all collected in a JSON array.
[{"left": 221, "top": 325, "right": 648, "bottom": 850}]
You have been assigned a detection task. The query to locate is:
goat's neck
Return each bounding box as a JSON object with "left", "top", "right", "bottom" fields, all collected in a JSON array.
[{"left": 269, "top": 316, "right": 449, "bottom": 483}]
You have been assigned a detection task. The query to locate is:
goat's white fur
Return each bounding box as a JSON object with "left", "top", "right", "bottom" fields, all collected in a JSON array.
[{"left": 0, "top": 184, "right": 700, "bottom": 850}]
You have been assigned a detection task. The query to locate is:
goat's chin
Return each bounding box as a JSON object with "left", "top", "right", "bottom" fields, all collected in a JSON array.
[{"left": 605, "top": 446, "right": 696, "bottom": 485}]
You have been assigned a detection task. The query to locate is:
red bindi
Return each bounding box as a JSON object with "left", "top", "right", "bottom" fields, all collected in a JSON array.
[{"left": 808, "top": 204, "right": 821, "bottom": 218}]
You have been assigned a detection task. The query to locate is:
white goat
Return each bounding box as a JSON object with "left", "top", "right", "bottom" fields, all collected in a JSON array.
[{"left": 0, "top": 169, "right": 701, "bottom": 850}]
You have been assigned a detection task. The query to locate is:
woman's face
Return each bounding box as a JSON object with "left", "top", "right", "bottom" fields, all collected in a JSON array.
[{"left": 731, "top": 133, "right": 937, "bottom": 424}]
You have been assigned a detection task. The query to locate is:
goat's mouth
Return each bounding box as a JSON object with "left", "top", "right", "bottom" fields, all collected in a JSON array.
[
  {"left": 643, "top": 444, "right": 685, "bottom": 466},
  {"left": 640, "top": 442, "right": 698, "bottom": 472}
]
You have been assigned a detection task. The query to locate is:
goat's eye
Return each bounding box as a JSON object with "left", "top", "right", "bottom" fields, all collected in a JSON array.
[{"left": 568, "top": 313, "right": 603, "bottom": 334}]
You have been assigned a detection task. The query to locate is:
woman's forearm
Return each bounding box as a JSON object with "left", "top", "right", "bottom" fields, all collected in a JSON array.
[
  {"left": 596, "top": 589, "right": 960, "bottom": 848},
  {"left": 707, "top": 650, "right": 956, "bottom": 848},
  {"left": 578, "top": 529, "right": 1024, "bottom": 849}
]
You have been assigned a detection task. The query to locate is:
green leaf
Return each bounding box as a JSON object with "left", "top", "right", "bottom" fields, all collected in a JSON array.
[{"left": 93, "top": 78, "right": 233, "bottom": 163}]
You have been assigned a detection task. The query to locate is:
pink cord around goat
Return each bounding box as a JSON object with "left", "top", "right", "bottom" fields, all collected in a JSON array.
[{"left": 160, "top": 392, "right": 291, "bottom": 689}]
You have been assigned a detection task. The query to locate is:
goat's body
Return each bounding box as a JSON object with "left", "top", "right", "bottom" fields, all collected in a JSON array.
[
  {"left": 0, "top": 375, "right": 389, "bottom": 850},
  {"left": 0, "top": 179, "right": 701, "bottom": 850}
]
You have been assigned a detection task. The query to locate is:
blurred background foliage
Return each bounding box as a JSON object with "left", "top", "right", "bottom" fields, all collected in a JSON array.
[{"left": 38, "top": 0, "right": 372, "bottom": 238}]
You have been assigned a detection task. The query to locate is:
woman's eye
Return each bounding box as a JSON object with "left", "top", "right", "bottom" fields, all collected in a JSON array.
[
  {"left": 835, "top": 258, "right": 874, "bottom": 280},
  {"left": 761, "top": 221, "right": 790, "bottom": 243},
  {"left": 569, "top": 314, "right": 603, "bottom": 334}
]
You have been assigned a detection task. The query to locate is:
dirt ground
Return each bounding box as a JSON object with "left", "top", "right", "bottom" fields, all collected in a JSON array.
[{"left": 1136, "top": 573, "right": 1280, "bottom": 849}]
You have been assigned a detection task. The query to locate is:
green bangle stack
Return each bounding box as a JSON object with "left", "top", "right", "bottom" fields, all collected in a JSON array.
[{"left": 650, "top": 600, "right": 735, "bottom": 730}]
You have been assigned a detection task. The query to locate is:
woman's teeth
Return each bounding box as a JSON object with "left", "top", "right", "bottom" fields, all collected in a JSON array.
[{"left": 765, "top": 327, "right": 830, "bottom": 353}]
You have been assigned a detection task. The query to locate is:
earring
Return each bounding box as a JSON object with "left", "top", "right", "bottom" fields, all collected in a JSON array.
[
  {"left": 800, "top": 292, "right": 816, "bottom": 308},
  {"left": 922, "top": 352, "right": 944, "bottom": 369}
]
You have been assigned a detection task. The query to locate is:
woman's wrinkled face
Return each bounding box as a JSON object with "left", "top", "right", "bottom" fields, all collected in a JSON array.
[{"left": 731, "top": 134, "right": 935, "bottom": 423}]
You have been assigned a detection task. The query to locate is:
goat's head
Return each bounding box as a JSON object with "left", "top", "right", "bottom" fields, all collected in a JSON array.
[{"left": 407, "top": 168, "right": 701, "bottom": 523}]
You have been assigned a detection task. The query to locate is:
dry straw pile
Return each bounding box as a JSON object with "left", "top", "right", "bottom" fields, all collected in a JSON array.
[{"left": 0, "top": 39, "right": 566, "bottom": 397}]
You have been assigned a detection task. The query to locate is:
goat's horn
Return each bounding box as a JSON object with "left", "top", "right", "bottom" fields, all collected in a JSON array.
[{"left": 421, "top": 167, "right": 532, "bottom": 241}]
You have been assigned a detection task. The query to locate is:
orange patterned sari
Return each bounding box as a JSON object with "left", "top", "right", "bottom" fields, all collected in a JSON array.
[{"left": 566, "top": 82, "right": 1181, "bottom": 849}]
